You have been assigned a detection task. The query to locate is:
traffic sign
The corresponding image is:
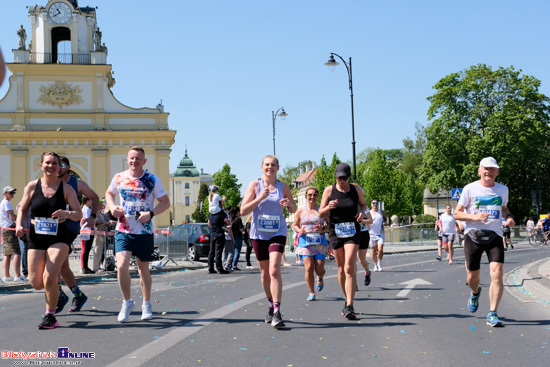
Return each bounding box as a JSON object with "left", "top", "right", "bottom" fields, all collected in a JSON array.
[{"left": 451, "top": 188, "right": 462, "bottom": 201}]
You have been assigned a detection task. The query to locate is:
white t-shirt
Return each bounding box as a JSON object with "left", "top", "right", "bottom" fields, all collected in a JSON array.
[
  {"left": 0, "top": 199, "right": 14, "bottom": 228},
  {"left": 108, "top": 170, "right": 167, "bottom": 235},
  {"left": 81, "top": 205, "right": 92, "bottom": 230},
  {"left": 360, "top": 206, "right": 371, "bottom": 232},
  {"left": 458, "top": 180, "right": 509, "bottom": 237},
  {"left": 209, "top": 193, "right": 222, "bottom": 214},
  {"left": 369, "top": 211, "right": 384, "bottom": 236},
  {"left": 440, "top": 213, "right": 456, "bottom": 234}
]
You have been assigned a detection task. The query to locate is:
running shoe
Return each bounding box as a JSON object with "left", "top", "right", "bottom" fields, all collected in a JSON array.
[
  {"left": 56, "top": 291, "right": 69, "bottom": 314},
  {"left": 436, "top": 256, "right": 442, "bottom": 261},
  {"left": 68, "top": 294, "right": 88, "bottom": 313},
  {"left": 233, "top": 266, "right": 241, "bottom": 271},
  {"left": 38, "top": 314, "right": 58, "bottom": 330},
  {"left": 316, "top": 278, "right": 324, "bottom": 291},
  {"left": 117, "top": 300, "right": 135, "bottom": 323},
  {"left": 307, "top": 293, "right": 316, "bottom": 301},
  {"left": 341, "top": 302, "right": 347, "bottom": 315},
  {"left": 468, "top": 286, "right": 481, "bottom": 313},
  {"left": 271, "top": 311, "right": 285, "bottom": 329},
  {"left": 510, "top": 243, "right": 514, "bottom": 249},
  {"left": 364, "top": 270, "right": 371, "bottom": 286},
  {"left": 265, "top": 306, "right": 274, "bottom": 323},
  {"left": 486, "top": 311, "right": 503, "bottom": 327},
  {"left": 342, "top": 305, "right": 357, "bottom": 320},
  {"left": 449, "top": 259, "right": 453, "bottom": 265},
  {"left": 373, "top": 264, "right": 379, "bottom": 272},
  {"left": 141, "top": 303, "right": 153, "bottom": 320},
  {"left": 377, "top": 261, "right": 383, "bottom": 272}
]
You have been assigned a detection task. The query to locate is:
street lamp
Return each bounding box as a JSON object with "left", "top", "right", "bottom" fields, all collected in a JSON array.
[
  {"left": 325, "top": 53, "right": 357, "bottom": 182},
  {"left": 272, "top": 107, "right": 288, "bottom": 155}
]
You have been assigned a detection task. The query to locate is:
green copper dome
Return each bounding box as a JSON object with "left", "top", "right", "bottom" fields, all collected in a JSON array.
[{"left": 174, "top": 149, "right": 199, "bottom": 177}]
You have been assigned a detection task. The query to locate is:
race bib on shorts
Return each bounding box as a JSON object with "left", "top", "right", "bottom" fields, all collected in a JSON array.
[
  {"left": 335, "top": 222, "right": 356, "bottom": 238},
  {"left": 34, "top": 217, "right": 59, "bottom": 236},
  {"left": 257, "top": 215, "right": 280, "bottom": 233},
  {"left": 124, "top": 201, "right": 146, "bottom": 217},
  {"left": 305, "top": 233, "right": 322, "bottom": 245}
]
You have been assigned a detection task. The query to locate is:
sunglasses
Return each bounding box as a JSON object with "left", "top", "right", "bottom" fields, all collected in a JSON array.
[
  {"left": 371, "top": 202, "right": 378, "bottom": 205},
  {"left": 337, "top": 176, "right": 349, "bottom": 181},
  {"left": 60, "top": 163, "right": 67, "bottom": 169},
  {"left": 9, "top": 192, "right": 16, "bottom": 195}
]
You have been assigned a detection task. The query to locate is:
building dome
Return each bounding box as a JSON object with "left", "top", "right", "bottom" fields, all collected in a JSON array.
[{"left": 174, "top": 149, "right": 199, "bottom": 177}]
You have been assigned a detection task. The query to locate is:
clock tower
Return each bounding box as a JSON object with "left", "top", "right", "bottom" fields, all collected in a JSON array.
[{"left": 0, "top": 0, "right": 176, "bottom": 227}]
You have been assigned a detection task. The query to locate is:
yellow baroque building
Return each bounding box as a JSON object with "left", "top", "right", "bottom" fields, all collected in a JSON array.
[{"left": 0, "top": 0, "right": 176, "bottom": 227}]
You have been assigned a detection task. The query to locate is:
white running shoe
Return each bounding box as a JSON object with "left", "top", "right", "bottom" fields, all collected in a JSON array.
[
  {"left": 2, "top": 277, "right": 14, "bottom": 282},
  {"left": 117, "top": 300, "right": 135, "bottom": 323},
  {"left": 377, "top": 261, "right": 383, "bottom": 271},
  {"left": 373, "top": 264, "right": 379, "bottom": 272},
  {"left": 141, "top": 303, "right": 153, "bottom": 320}
]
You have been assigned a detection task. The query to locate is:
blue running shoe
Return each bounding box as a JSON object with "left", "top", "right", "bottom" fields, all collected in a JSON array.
[
  {"left": 468, "top": 286, "right": 481, "bottom": 313},
  {"left": 316, "top": 278, "right": 324, "bottom": 291},
  {"left": 56, "top": 291, "right": 69, "bottom": 314},
  {"left": 68, "top": 294, "right": 88, "bottom": 313},
  {"left": 307, "top": 293, "right": 316, "bottom": 301},
  {"left": 486, "top": 311, "right": 503, "bottom": 327}
]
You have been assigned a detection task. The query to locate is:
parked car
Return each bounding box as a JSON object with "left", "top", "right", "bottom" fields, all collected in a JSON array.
[
  {"left": 181, "top": 223, "right": 211, "bottom": 261},
  {"left": 154, "top": 223, "right": 210, "bottom": 261}
]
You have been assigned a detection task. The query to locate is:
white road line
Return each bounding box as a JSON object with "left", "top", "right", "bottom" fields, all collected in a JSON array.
[{"left": 106, "top": 255, "right": 459, "bottom": 366}]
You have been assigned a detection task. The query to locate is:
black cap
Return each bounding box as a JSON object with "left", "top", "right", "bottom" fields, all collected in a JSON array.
[
  {"left": 335, "top": 163, "right": 351, "bottom": 178},
  {"left": 59, "top": 156, "right": 70, "bottom": 165}
]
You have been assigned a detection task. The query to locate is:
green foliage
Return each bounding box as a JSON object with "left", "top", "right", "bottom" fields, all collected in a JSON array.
[
  {"left": 279, "top": 160, "right": 315, "bottom": 187},
  {"left": 212, "top": 163, "right": 242, "bottom": 208},
  {"left": 421, "top": 64, "right": 550, "bottom": 219},
  {"left": 414, "top": 214, "right": 436, "bottom": 228},
  {"left": 191, "top": 184, "right": 209, "bottom": 222},
  {"left": 314, "top": 153, "right": 341, "bottom": 196}
]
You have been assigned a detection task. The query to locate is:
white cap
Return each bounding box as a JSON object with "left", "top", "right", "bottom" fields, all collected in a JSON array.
[{"left": 479, "top": 157, "right": 499, "bottom": 168}]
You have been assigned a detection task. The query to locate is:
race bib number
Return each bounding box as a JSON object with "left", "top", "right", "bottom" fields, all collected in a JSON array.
[
  {"left": 335, "top": 222, "right": 356, "bottom": 238},
  {"left": 124, "top": 201, "right": 146, "bottom": 217},
  {"left": 257, "top": 215, "right": 280, "bottom": 233},
  {"left": 305, "top": 233, "right": 322, "bottom": 245},
  {"left": 35, "top": 217, "right": 58, "bottom": 236},
  {"left": 479, "top": 205, "right": 501, "bottom": 221}
]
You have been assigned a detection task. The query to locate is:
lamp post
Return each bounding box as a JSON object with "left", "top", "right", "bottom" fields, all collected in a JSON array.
[
  {"left": 272, "top": 107, "right": 288, "bottom": 155},
  {"left": 325, "top": 53, "right": 357, "bottom": 182}
]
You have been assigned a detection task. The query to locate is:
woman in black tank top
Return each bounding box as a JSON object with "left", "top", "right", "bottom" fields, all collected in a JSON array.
[
  {"left": 15, "top": 152, "right": 82, "bottom": 330},
  {"left": 319, "top": 163, "right": 367, "bottom": 321}
]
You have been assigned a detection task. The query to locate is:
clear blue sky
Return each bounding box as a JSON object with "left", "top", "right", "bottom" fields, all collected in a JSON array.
[{"left": 2, "top": 0, "right": 550, "bottom": 195}]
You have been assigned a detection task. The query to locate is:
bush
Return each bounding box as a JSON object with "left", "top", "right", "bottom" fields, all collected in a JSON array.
[{"left": 414, "top": 214, "right": 436, "bottom": 228}]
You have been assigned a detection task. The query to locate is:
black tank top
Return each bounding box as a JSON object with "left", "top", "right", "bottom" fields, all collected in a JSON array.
[
  {"left": 328, "top": 184, "right": 359, "bottom": 225},
  {"left": 31, "top": 179, "right": 66, "bottom": 219}
]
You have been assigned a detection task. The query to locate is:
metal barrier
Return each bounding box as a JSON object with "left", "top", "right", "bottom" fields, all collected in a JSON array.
[
  {"left": 383, "top": 224, "right": 532, "bottom": 246},
  {"left": 155, "top": 226, "right": 190, "bottom": 266}
]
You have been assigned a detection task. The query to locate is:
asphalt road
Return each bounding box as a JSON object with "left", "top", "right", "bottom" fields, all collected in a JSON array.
[{"left": 1, "top": 245, "right": 549, "bottom": 367}]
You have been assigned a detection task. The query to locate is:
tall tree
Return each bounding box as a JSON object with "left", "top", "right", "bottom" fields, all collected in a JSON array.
[
  {"left": 421, "top": 64, "right": 550, "bottom": 219},
  {"left": 191, "top": 183, "right": 209, "bottom": 222},
  {"left": 314, "top": 153, "right": 341, "bottom": 195},
  {"left": 212, "top": 163, "right": 242, "bottom": 207},
  {"left": 279, "top": 159, "right": 316, "bottom": 188}
]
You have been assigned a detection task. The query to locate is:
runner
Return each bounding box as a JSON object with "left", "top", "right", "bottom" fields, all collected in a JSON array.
[
  {"left": 369, "top": 200, "right": 385, "bottom": 271},
  {"left": 291, "top": 186, "right": 330, "bottom": 301},
  {"left": 55, "top": 156, "right": 98, "bottom": 314},
  {"left": 241, "top": 155, "right": 297, "bottom": 329},
  {"left": 351, "top": 183, "right": 373, "bottom": 286},
  {"left": 319, "top": 163, "right": 367, "bottom": 320},
  {"left": 105, "top": 146, "right": 170, "bottom": 322},
  {"left": 440, "top": 204, "right": 456, "bottom": 265},
  {"left": 16, "top": 152, "right": 82, "bottom": 329},
  {"left": 435, "top": 212, "right": 443, "bottom": 261},
  {"left": 454, "top": 157, "right": 515, "bottom": 327}
]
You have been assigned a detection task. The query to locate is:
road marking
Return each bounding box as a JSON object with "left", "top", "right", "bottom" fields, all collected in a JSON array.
[
  {"left": 104, "top": 254, "right": 472, "bottom": 366},
  {"left": 396, "top": 278, "right": 433, "bottom": 297}
]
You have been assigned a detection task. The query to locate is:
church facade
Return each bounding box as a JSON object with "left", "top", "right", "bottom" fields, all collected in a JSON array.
[{"left": 0, "top": 0, "right": 176, "bottom": 226}]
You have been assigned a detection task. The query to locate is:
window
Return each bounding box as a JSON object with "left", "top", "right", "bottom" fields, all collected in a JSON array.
[
  {"left": 185, "top": 196, "right": 190, "bottom": 206},
  {"left": 185, "top": 215, "right": 191, "bottom": 223},
  {"left": 185, "top": 182, "right": 190, "bottom": 189}
]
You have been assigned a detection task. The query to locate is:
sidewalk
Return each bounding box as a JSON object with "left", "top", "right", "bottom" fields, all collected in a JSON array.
[{"left": 2, "top": 242, "right": 550, "bottom": 306}]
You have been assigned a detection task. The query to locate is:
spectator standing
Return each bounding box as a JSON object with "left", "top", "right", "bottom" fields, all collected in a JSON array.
[{"left": 1, "top": 186, "right": 23, "bottom": 281}]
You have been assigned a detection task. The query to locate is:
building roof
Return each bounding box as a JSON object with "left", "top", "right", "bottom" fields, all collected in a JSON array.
[
  {"left": 174, "top": 149, "right": 200, "bottom": 177},
  {"left": 295, "top": 168, "right": 316, "bottom": 187}
]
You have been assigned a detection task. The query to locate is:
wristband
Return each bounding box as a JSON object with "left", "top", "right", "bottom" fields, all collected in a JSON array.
[{"left": 150, "top": 211, "right": 155, "bottom": 218}]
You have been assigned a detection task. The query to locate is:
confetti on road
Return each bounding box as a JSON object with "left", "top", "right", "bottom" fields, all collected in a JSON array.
[
  {"left": 240, "top": 348, "right": 248, "bottom": 351},
  {"left": 483, "top": 351, "right": 490, "bottom": 354},
  {"left": 471, "top": 325, "right": 475, "bottom": 331},
  {"left": 401, "top": 330, "right": 406, "bottom": 333}
]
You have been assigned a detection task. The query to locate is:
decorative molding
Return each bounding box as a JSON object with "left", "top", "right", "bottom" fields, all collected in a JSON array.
[{"left": 38, "top": 81, "right": 84, "bottom": 109}]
